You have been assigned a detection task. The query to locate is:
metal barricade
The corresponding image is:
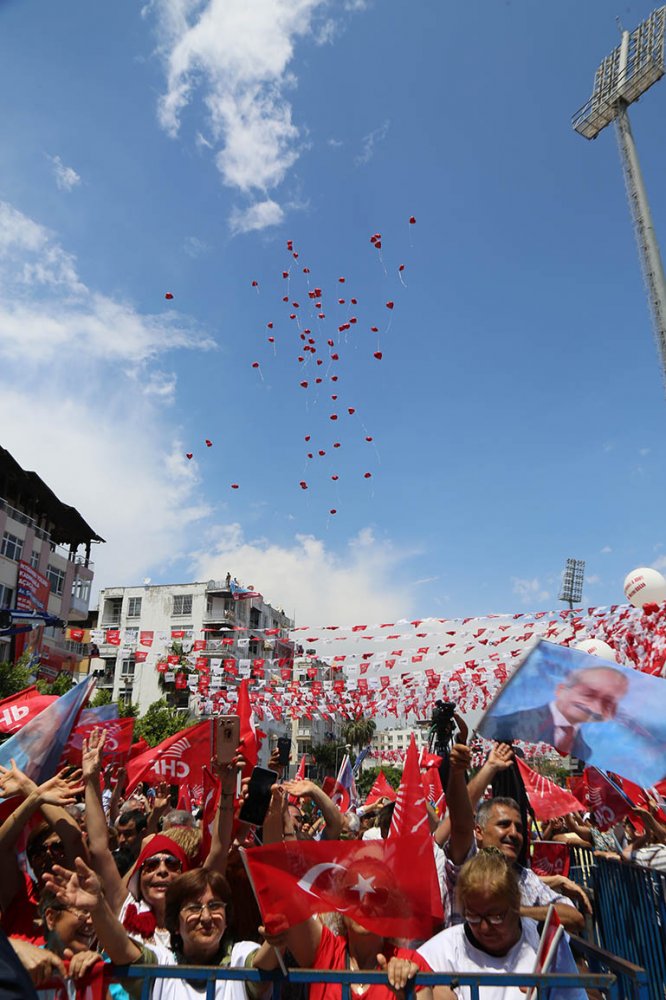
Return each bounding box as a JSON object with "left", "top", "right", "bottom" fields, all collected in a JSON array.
[
  {"left": 569, "top": 844, "right": 597, "bottom": 889},
  {"left": 593, "top": 855, "right": 666, "bottom": 1000}
]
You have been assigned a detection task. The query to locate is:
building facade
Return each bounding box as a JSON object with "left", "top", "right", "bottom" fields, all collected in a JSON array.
[
  {"left": 372, "top": 726, "right": 429, "bottom": 761},
  {"left": 94, "top": 580, "right": 294, "bottom": 716},
  {"left": 0, "top": 446, "right": 102, "bottom": 674}
]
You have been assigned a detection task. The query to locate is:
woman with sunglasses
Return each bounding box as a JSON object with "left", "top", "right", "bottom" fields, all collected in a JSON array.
[
  {"left": 45, "top": 859, "right": 282, "bottom": 1000},
  {"left": 417, "top": 849, "right": 542, "bottom": 1000}
]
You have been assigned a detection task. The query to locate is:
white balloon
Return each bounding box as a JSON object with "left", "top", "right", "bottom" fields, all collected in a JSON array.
[
  {"left": 623, "top": 567, "right": 666, "bottom": 608},
  {"left": 573, "top": 639, "right": 619, "bottom": 663}
]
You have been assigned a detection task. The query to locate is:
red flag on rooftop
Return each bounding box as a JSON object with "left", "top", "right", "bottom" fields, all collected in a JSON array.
[
  {"left": 124, "top": 720, "right": 211, "bottom": 792},
  {"left": 515, "top": 757, "right": 586, "bottom": 821},
  {"left": 242, "top": 833, "right": 443, "bottom": 941}
]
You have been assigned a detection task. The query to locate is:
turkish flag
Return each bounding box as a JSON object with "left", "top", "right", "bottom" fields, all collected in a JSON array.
[
  {"left": 125, "top": 720, "right": 212, "bottom": 791},
  {"left": 0, "top": 689, "right": 57, "bottom": 735},
  {"left": 322, "top": 777, "right": 350, "bottom": 813},
  {"left": 515, "top": 758, "right": 586, "bottom": 821},
  {"left": 531, "top": 841, "right": 571, "bottom": 878},
  {"left": 242, "top": 833, "right": 443, "bottom": 940},
  {"left": 60, "top": 717, "right": 135, "bottom": 767},
  {"left": 365, "top": 771, "right": 397, "bottom": 806}
]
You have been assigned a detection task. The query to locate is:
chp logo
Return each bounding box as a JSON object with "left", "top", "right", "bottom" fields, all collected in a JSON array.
[{"left": 153, "top": 735, "right": 193, "bottom": 780}]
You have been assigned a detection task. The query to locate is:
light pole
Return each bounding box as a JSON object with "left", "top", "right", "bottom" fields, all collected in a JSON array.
[
  {"left": 558, "top": 558, "right": 585, "bottom": 611},
  {"left": 335, "top": 743, "right": 352, "bottom": 776},
  {"left": 572, "top": 7, "right": 666, "bottom": 389}
]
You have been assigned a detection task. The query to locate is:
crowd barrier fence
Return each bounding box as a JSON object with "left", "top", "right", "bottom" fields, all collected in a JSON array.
[{"left": 592, "top": 855, "right": 666, "bottom": 1000}]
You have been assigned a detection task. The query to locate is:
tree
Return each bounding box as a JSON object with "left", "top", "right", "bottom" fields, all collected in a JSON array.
[
  {"left": 342, "top": 718, "right": 376, "bottom": 753},
  {"left": 356, "top": 764, "right": 403, "bottom": 799},
  {"left": 0, "top": 654, "right": 34, "bottom": 700},
  {"left": 36, "top": 672, "right": 75, "bottom": 696},
  {"left": 133, "top": 699, "right": 194, "bottom": 747},
  {"left": 88, "top": 687, "right": 138, "bottom": 719}
]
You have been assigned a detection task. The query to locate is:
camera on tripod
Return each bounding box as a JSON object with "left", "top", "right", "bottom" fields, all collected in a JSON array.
[{"left": 430, "top": 700, "right": 457, "bottom": 749}]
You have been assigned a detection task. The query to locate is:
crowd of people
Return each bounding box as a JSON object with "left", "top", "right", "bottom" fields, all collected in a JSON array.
[{"left": 0, "top": 726, "right": 663, "bottom": 1000}]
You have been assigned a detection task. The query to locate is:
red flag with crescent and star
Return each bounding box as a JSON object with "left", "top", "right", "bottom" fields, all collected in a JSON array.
[{"left": 241, "top": 833, "right": 443, "bottom": 940}]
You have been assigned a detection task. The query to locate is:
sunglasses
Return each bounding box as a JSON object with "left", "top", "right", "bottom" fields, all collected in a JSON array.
[
  {"left": 141, "top": 854, "right": 182, "bottom": 875},
  {"left": 463, "top": 909, "right": 509, "bottom": 926}
]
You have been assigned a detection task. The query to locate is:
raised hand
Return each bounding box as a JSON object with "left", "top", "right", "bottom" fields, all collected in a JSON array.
[
  {"left": 37, "top": 768, "right": 84, "bottom": 806},
  {"left": 153, "top": 780, "right": 171, "bottom": 811},
  {"left": 43, "top": 858, "right": 102, "bottom": 912},
  {"left": 449, "top": 743, "right": 471, "bottom": 772},
  {"left": 81, "top": 728, "right": 106, "bottom": 781},
  {"left": 0, "top": 758, "right": 36, "bottom": 798},
  {"left": 487, "top": 742, "right": 514, "bottom": 771},
  {"left": 281, "top": 779, "right": 314, "bottom": 799}
]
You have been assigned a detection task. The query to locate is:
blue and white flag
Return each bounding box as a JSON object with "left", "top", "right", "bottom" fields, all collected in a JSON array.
[
  {"left": 352, "top": 744, "right": 372, "bottom": 775},
  {"left": 0, "top": 676, "right": 95, "bottom": 788}
]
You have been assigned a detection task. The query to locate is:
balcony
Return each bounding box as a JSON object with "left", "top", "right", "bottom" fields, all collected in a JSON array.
[{"left": 0, "top": 495, "right": 52, "bottom": 542}]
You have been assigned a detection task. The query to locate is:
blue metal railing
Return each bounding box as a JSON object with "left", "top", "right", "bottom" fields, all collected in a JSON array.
[
  {"left": 593, "top": 856, "right": 666, "bottom": 1000},
  {"left": 100, "top": 936, "right": 649, "bottom": 1000}
]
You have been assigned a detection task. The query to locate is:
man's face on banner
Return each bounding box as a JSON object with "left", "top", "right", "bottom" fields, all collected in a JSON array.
[{"left": 554, "top": 667, "right": 628, "bottom": 724}]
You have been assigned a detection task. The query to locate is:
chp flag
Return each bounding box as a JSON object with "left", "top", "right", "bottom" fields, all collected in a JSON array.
[
  {"left": 124, "top": 720, "right": 212, "bottom": 792},
  {"left": 241, "top": 833, "right": 443, "bottom": 941}
]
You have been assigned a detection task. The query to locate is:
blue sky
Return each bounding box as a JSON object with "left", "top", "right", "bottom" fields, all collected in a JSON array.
[{"left": 1, "top": 0, "right": 666, "bottom": 625}]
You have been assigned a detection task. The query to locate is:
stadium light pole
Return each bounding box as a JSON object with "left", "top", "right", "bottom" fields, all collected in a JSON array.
[
  {"left": 572, "top": 7, "right": 666, "bottom": 388},
  {"left": 559, "top": 557, "right": 585, "bottom": 611}
]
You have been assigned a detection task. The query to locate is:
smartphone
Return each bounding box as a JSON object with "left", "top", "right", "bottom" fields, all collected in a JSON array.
[
  {"left": 277, "top": 736, "right": 291, "bottom": 767},
  {"left": 238, "top": 766, "right": 278, "bottom": 826},
  {"left": 214, "top": 715, "right": 240, "bottom": 767}
]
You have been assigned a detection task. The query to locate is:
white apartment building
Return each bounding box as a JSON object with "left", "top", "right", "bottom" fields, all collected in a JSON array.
[
  {"left": 288, "top": 656, "right": 343, "bottom": 762},
  {"left": 94, "top": 580, "right": 294, "bottom": 716},
  {"left": 0, "top": 446, "right": 101, "bottom": 674},
  {"left": 373, "top": 726, "right": 429, "bottom": 760}
]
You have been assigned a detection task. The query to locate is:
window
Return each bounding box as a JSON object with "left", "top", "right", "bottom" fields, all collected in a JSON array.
[
  {"left": 206, "top": 595, "right": 214, "bottom": 614},
  {"left": 46, "top": 565, "right": 65, "bottom": 596},
  {"left": 103, "top": 597, "right": 122, "bottom": 624},
  {"left": 71, "top": 577, "right": 91, "bottom": 603},
  {"left": 127, "top": 597, "right": 142, "bottom": 618},
  {"left": 30, "top": 550, "right": 40, "bottom": 569},
  {"left": 172, "top": 594, "right": 193, "bottom": 616},
  {"left": 0, "top": 584, "right": 13, "bottom": 608},
  {"left": 1, "top": 532, "right": 23, "bottom": 562},
  {"left": 121, "top": 659, "right": 135, "bottom": 678}
]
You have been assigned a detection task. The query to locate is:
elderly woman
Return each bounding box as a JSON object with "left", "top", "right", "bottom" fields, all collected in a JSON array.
[
  {"left": 417, "top": 849, "right": 542, "bottom": 1000},
  {"left": 45, "top": 859, "right": 280, "bottom": 1000}
]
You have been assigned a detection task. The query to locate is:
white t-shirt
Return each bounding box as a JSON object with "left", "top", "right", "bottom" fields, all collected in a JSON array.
[
  {"left": 141, "top": 938, "right": 260, "bottom": 1000},
  {"left": 417, "top": 920, "right": 540, "bottom": 999}
]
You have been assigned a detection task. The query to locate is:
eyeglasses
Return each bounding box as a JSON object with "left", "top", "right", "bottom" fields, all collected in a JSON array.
[
  {"left": 141, "top": 854, "right": 183, "bottom": 875},
  {"left": 463, "top": 909, "right": 509, "bottom": 926},
  {"left": 181, "top": 901, "right": 227, "bottom": 922}
]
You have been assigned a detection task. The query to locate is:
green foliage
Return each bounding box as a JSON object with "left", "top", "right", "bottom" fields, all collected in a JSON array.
[
  {"left": 133, "top": 699, "right": 194, "bottom": 747},
  {"left": 356, "top": 764, "right": 403, "bottom": 799},
  {"left": 36, "top": 672, "right": 75, "bottom": 696},
  {"left": 0, "top": 654, "right": 34, "bottom": 700},
  {"left": 310, "top": 740, "right": 349, "bottom": 775},
  {"left": 89, "top": 688, "right": 113, "bottom": 708},
  {"left": 342, "top": 718, "right": 376, "bottom": 752},
  {"left": 528, "top": 754, "right": 570, "bottom": 785}
]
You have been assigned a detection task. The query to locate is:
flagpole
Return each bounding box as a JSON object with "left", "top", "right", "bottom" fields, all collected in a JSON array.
[{"left": 239, "top": 847, "right": 288, "bottom": 977}]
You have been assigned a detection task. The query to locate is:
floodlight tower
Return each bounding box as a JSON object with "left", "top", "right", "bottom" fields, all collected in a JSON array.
[
  {"left": 559, "top": 557, "right": 585, "bottom": 611},
  {"left": 572, "top": 8, "right": 666, "bottom": 386}
]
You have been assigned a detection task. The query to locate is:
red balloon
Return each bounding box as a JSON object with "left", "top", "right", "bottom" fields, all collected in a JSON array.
[
  {"left": 231, "top": 483, "right": 239, "bottom": 489},
  {"left": 314, "top": 288, "right": 322, "bottom": 297},
  {"left": 186, "top": 452, "right": 193, "bottom": 459},
  {"left": 365, "top": 436, "right": 373, "bottom": 442},
  {"left": 318, "top": 449, "right": 326, "bottom": 456},
  {"left": 331, "top": 394, "right": 338, "bottom": 400},
  {"left": 267, "top": 322, "right": 273, "bottom": 328},
  {"left": 371, "top": 326, "right": 378, "bottom": 332},
  {"left": 268, "top": 336, "right": 275, "bottom": 343},
  {"left": 333, "top": 442, "right": 341, "bottom": 448},
  {"left": 338, "top": 298, "right": 345, "bottom": 304},
  {"left": 331, "top": 375, "right": 338, "bottom": 382},
  {"left": 364, "top": 472, "right": 372, "bottom": 479},
  {"left": 303, "top": 328, "right": 311, "bottom": 334},
  {"left": 409, "top": 216, "right": 416, "bottom": 224},
  {"left": 293, "top": 252, "right": 299, "bottom": 259},
  {"left": 386, "top": 301, "right": 394, "bottom": 310},
  {"left": 330, "top": 414, "right": 338, "bottom": 421},
  {"left": 300, "top": 381, "right": 308, "bottom": 388},
  {"left": 318, "top": 313, "right": 325, "bottom": 319},
  {"left": 330, "top": 509, "right": 337, "bottom": 515},
  {"left": 327, "top": 339, "right": 334, "bottom": 347},
  {"left": 315, "top": 377, "right": 323, "bottom": 383},
  {"left": 287, "top": 241, "right": 293, "bottom": 249},
  {"left": 350, "top": 317, "right": 357, "bottom": 324},
  {"left": 165, "top": 292, "right": 174, "bottom": 299},
  {"left": 331, "top": 353, "right": 339, "bottom": 360},
  {"left": 303, "top": 267, "right": 310, "bottom": 273},
  {"left": 307, "top": 453, "right": 313, "bottom": 459},
  {"left": 282, "top": 271, "right": 289, "bottom": 278},
  {"left": 292, "top": 302, "right": 300, "bottom": 308},
  {"left": 298, "top": 356, "right": 305, "bottom": 362},
  {"left": 348, "top": 407, "right": 356, "bottom": 415},
  {"left": 338, "top": 277, "right": 345, "bottom": 283},
  {"left": 399, "top": 264, "right": 405, "bottom": 271},
  {"left": 300, "top": 333, "right": 306, "bottom": 341},
  {"left": 249, "top": 283, "right": 257, "bottom": 289},
  {"left": 205, "top": 440, "right": 213, "bottom": 447},
  {"left": 374, "top": 351, "right": 383, "bottom": 360},
  {"left": 351, "top": 298, "right": 357, "bottom": 305},
  {"left": 282, "top": 296, "right": 289, "bottom": 302},
  {"left": 300, "top": 481, "right": 308, "bottom": 489},
  {"left": 308, "top": 337, "right": 315, "bottom": 344},
  {"left": 289, "top": 313, "right": 296, "bottom": 319},
  {"left": 316, "top": 359, "right": 323, "bottom": 366},
  {"left": 304, "top": 435, "right": 311, "bottom": 441},
  {"left": 331, "top": 475, "right": 339, "bottom": 481},
  {"left": 252, "top": 361, "right": 259, "bottom": 368},
  {"left": 374, "top": 241, "right": 382, "bottom": 249}
]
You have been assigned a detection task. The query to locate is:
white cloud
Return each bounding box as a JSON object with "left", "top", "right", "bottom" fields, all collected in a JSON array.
[
  {"left": 229, "top": 198, "right": 285, "bottom": 235},
  {"left": 148, "top": 0, "right": 362, "bottom": 230},
  {"left": 600, "top": 545, "right": 612, "bottom": 554},
  {"left": 511, "top": 577, "right": 550, "bottom": 604},
  {"left": 48, "top": 155, "right": 81, "bottom": 192},
  {"left": 189, "top": 524, "right": 417, "bottom": 623},
  {"left": 183, "top": 235, "right": 210, "bottom": 258},
  {"left": 586, "top": 574, "right": 601, "bottom": 585},
  {"left": 355, "top": 119, "right": 390, "bottom": 166},
  {"left": 652, "top": 555, "right": 666, "bottom": 572},
  {"left": 0, "top": 200, "right": 214, "bottom": 590}
]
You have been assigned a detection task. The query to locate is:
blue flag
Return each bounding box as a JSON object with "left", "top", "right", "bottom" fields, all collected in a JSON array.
[{"left": 0, "top": 676, "right": 95, "bottom": 788}]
